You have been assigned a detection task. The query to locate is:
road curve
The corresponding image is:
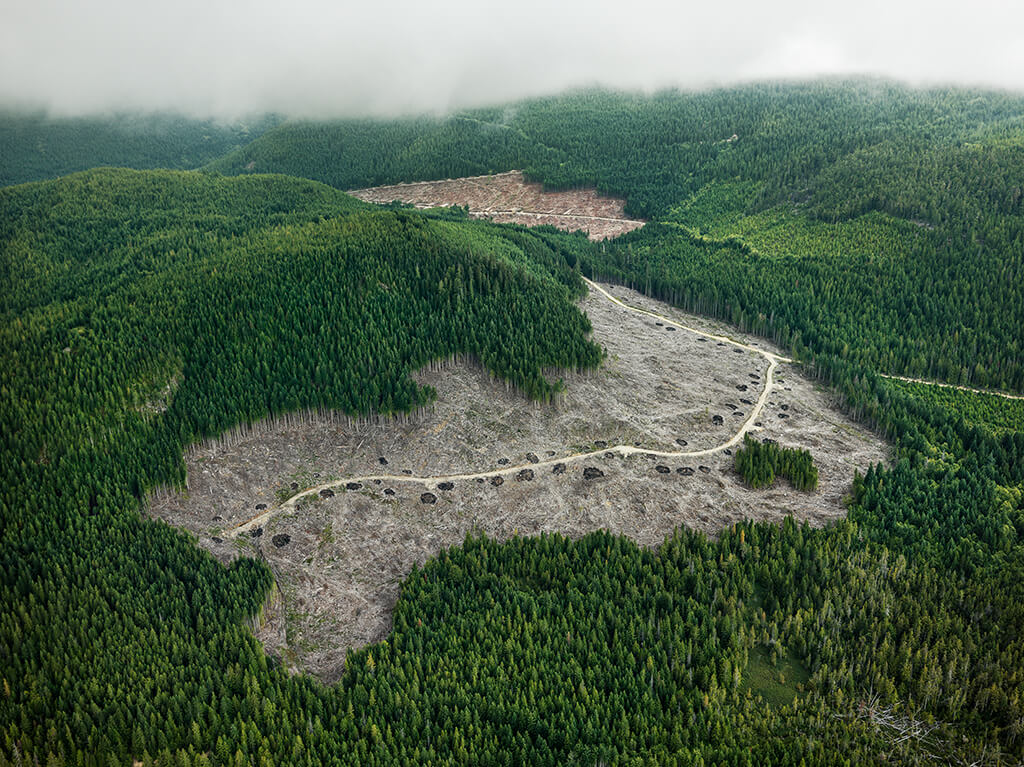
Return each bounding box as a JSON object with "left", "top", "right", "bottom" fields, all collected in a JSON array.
[{"left": 229, "top": 280, "right": 792, "bottom": 537}]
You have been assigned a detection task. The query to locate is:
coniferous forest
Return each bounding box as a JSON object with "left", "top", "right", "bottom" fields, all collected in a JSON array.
[
  {"left": 0, "top": 112, "right": 280, "bottom": 187},
  {"left": 2, "top": 80, "right": 1024, "bottom": 765},
  {"left": 734, "top": 435, "right": 818, "bottom": 491}
]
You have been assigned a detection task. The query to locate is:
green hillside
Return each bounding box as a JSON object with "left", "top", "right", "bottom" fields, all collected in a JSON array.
[
  {"left": 205, "top": 114, "right": 548, "bottom": 191},
  {"left": 882, "top": 379, "right": 1024, "bottom": 437},
  {"left": 0, "top": 112, "right": 279, "bottom": 187},
  {"left": 207, "top": 82, "right": 1024, "bottom": 391},
  {"left": 207, "top": 81, "right": 1024, "bottom": 216},
  {"left": 2, "top": 83, "right": 1024, "bottom": 766}
]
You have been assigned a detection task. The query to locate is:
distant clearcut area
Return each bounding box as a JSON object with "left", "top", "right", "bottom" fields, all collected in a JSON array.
[
  {"left": 349, "top": 171, "right": 645, "bottom": 240},
  {"left": 149, "top": 282, "right": 886, "bottom": 680}
]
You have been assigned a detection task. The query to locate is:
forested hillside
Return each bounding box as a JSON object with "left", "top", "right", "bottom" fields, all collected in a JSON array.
[
  {"left": 207, "top": 81, "right": 1024, "bottom": 391},
  {"left": 2, "top": 83, "right": 1024, "bottom": 765},
  {"left": 0, "top": 169, "right": 604, "bottom": 765},
  {"left": 206, "top": 115, "right": 547, "bottom": 192},
  {"left": 208, "top": 81, "right": 1024, "bottom": 218},
  {"left": 0, "top": 112, "right": 279, "bottom": 187}
]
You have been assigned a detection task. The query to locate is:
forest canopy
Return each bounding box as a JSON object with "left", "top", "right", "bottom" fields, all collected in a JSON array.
[
  {"left": 2, "top": 81, "right": 1024, "bottom": 766},
  {"left": 0, "top": 112, "right": 280, "bottom": 187}
]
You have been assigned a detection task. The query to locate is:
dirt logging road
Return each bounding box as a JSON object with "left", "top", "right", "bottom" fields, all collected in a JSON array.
[
  {"left": 878, "top": 373, "right": 1024, "bottom": 401},
  {"left": 229, "top": 278, "right": 792, "bottom": 538},
  {"left": 153, "top": 276, "right": 886, "bottom": 678}
]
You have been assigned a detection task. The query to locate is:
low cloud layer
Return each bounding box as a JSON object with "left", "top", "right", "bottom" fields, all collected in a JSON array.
[{"left": 2, "top": 0, "right": 1022, "bottom": 118}]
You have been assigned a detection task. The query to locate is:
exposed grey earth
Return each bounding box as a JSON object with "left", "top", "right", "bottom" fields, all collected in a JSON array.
[{"left": 147, "top": 281, "right": 888, "bottom": 681}]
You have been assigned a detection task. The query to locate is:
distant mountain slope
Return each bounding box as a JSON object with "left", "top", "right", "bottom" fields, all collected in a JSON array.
[
  {"left": 204, "top": 113, "right": 555, "bottom": 191},
  {"left": 207, "top": 82, "right": 1024, "bottom": 391},
  {"left": 0, "top": 112, "right": 280, "bottom": 186},
  {"left": 203, "top": 80, "right": 1024, "bottom": 220}
]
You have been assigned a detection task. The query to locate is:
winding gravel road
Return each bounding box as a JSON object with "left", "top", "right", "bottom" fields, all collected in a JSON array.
[{"left": 229, "top": 279, "right": 792, "bottom": 537}]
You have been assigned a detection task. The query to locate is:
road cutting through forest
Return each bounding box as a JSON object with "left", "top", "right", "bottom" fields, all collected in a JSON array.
[
  {"left": 228, "top": 279, "right": 793, "bottom": 538},
  {"left": 878, "top": 374, "right": 1024, "bottom": 401}
]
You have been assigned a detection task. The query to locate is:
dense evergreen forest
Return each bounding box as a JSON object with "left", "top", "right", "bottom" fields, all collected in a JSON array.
[
  {"left": 882, "top": 379, "right": 1024, "bottom": 437},
  {"left": 3, "top": 81, "right": 1024, "bottom": 765},
  {"left": 734, "top": 435, "right": 818, "bottom": 491},
  {"left": 207, "top": 81, "right": 1024, "bottom": 391},
  {"left": 0, "top": 112, "right": 279, "bottom": 187}
]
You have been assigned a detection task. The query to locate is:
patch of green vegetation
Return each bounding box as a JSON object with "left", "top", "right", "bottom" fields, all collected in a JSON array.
[
  {"left": 884, "top": 379, "right": 1024, "bottom": 436},
  {"left": 724, "top": 208, "right": 924, "bottom": 265},
  {"left": 667, "top": 181, "right": 927, "bottom": 268},
  {"left": 742, "top": 645, "right": 810, "bottom": 707},
  {"left": 665, "top": 180, "right": 764, "bottom": 232},
  {"left": 318, "top": 522, "right": 335, "bottom": 549},
  {"left": 735, "top": 434, "right": 819, "bottom": 491}
]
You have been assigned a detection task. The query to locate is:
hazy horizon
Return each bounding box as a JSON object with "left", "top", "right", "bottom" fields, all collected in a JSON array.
[{"left": 3, "top": 0, "right": 1023, "bottom": 120}]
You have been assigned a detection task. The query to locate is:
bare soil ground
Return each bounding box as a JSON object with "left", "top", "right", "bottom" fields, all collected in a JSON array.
[
  {"left": 348, "top": 171, "right": 645, "bottom": 240},
  {"left": 147, "top": 283, "right": 887, "bottom": 682}
]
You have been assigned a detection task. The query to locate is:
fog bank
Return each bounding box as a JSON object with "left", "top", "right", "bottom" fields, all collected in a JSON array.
[{"left": 2, "top": 0, "right": 1022, "bottom": 118}]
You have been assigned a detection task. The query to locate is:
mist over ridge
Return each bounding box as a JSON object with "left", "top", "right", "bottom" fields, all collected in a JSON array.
[{"left": 2, "top": 0, "right": 1023, "bottom": 120}]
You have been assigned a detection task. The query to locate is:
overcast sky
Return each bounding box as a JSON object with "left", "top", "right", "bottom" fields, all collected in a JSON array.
[{"left": 2, "top": 0, "right": 1023, "bottom": 118}]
